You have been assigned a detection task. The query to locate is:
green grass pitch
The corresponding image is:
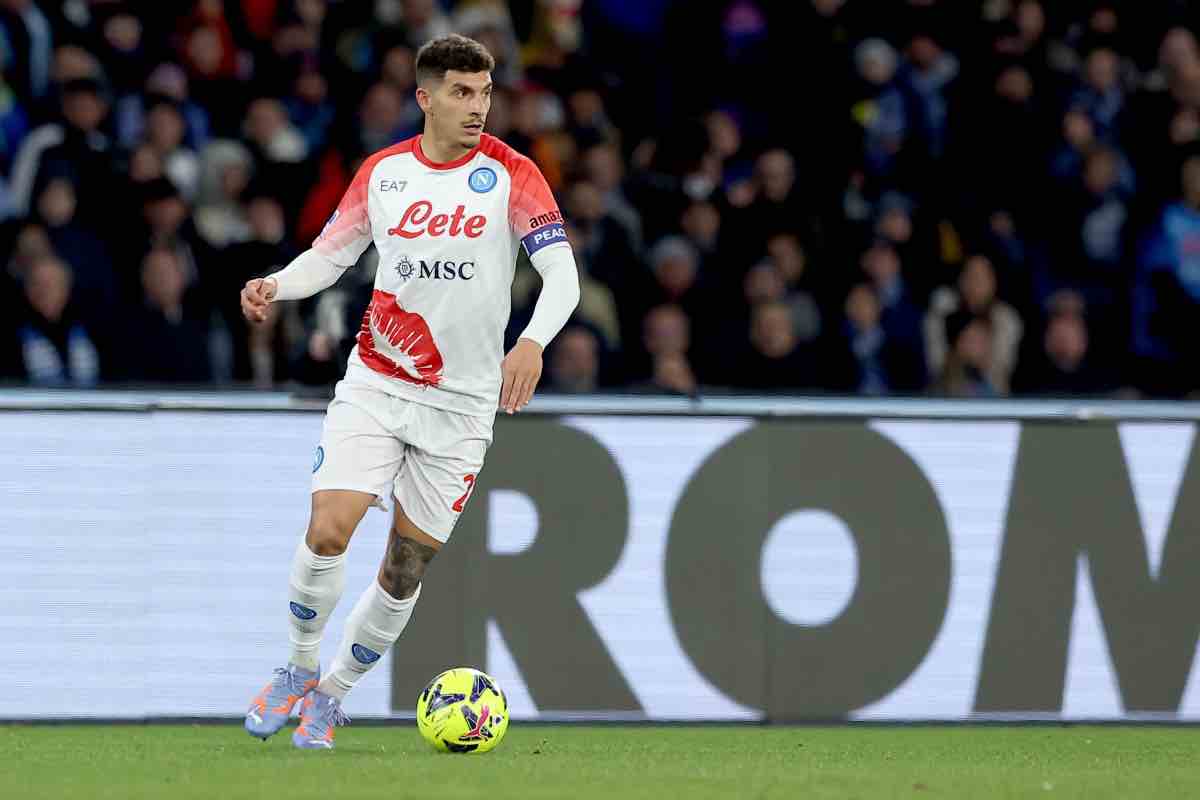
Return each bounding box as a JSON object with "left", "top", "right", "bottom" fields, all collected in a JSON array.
[{"left": 4, "top": 724, "right": 1199, "bottom": 799}]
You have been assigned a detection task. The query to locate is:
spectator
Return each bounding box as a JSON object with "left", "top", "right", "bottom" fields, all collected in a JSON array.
[
  {"left": 680, "top": 200, "right": 721, "bottom": 261},
  {"left": 145, "top": 98, "right": 201, "bottom": 199},
  {"left": 826, "top": 283, "right": 927, "bottom": 395},
  {"left": 193, "top": 139, "right": 253, "bottom": 247},
  {"left": 899, "top": 28, "right": 959, "bottom": 164},
  {"left": 768, "top": 232, "right": 822, "bottom": 344},
  {"left": 924, "top": 255, "right": 1023, "bottom": 393},
  {"left": 544, "top": 325, "right": 600, "bottom": 393},
  {"left": 11, "top": 76, "right": 114, "bottom": 224},
  {"left": 1013, "top": 306, "right": 1111, "bottom": 396},
  {"left": 851, "top": 38, "right": 907, "bottom": 182},
  {"left": 455, "top": 3, "right": 522, "bottom": 87},
  {"left": 932, "top": 311, "right": 1000, "bottom": 398},
  {"left": 113, "top": 62, "right": 211, "bottom": 153},
  {"left": 33, "top": 177, "right": 116, "bottom": 312},
  {"left": 729, "top": 148, "right": 808, "bottom": 241},
  {"left": 94, "top": 6, "right": 150, "bottom": 96},
  {"left": 1070, "top": 47, "right": 1124, "bottom": 144},
  {"left": 399, "top": 0, "right": 453, "bottom": 50},
  {"left": 1053, "top": 146, "right": 1132, "bottom": 316},
  {"left": 134, "top": 177, "right": 209, "bottom": 287},
  {"left": 243, "top": 96, "right": 307, "bottom": 164},
  {"left": 355, "top": 81, "right": 414, "bottom": 156},
  {"left": 861, "top": 239, "right": 924, "bottom": 352},
  {"left": 631, "top": 304, "right": 697, "bottom": 395},
  {"left": 732, "top": 301, "right": 818, "bottom": 391},
  {"left": 12, "top": 254, "right": 100, "bottom": 387},
  {"left": 3, "top": 4, "right": 1198, "bottom": 399},
  {"left": 583, "top": 142, "right": 642, "bottom": 251},
  {"left": 284, "top": 65, "right": 336, "bottom": 155},
  {"left": 116, "top": 247, "right": 211, "bottom": 384}
]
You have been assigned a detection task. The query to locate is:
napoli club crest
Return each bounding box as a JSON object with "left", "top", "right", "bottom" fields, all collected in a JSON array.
[
  {"left": 468, "top": 167, "right": 497, "bottom": 193},
  {"left": 395, "top": 255, "right": 415, "bottom": 281}
]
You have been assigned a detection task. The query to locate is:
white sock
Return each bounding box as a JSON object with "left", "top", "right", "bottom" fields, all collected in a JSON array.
[
  {"left": 288, "top": 539, "right": 346, "bottom": 672},
  {"left": 317, "top": 580, "right": 420, "bottom": 700}
]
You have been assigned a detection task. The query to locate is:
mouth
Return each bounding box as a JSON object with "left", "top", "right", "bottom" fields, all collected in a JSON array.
[{"left": 464, "top": 121, "right": 484, "bottom": 134}]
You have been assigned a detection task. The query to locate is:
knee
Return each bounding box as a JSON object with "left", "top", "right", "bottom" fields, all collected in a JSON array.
[
  {"left": 306, "top": 517, "right": 353, "bottom": 556},
  {"left": 380, "top": 534, "right": 438, "bottom": 599}
]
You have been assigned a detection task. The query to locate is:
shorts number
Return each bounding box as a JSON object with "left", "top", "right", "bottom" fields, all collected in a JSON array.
[{"left": 452, "top": 474, "right": 477, "bottom": 513}]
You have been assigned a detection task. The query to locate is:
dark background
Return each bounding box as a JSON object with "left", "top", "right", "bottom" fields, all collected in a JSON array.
[{"left": 4, "top": 0, "right": 1200, "bottom": 400}]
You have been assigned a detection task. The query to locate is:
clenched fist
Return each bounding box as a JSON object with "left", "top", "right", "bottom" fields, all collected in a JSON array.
[{"left": 241, "top": 277, "right": 278, "bottom": 323}]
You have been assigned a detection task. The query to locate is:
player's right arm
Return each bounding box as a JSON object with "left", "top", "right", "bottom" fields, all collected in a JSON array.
[
  {"left": 242, "top": 155, "right": 378, "bottom": 324},
  {"left": 241, "top": 250, "right": 349, "bottom": 322}
]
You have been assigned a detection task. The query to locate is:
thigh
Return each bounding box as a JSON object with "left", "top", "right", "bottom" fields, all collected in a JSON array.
[
  {"left": 312, "top": 381, "right": 405, "bottom": 507},
  {"left": 392, "top": 405, "right": 492, "bottom": 544}
]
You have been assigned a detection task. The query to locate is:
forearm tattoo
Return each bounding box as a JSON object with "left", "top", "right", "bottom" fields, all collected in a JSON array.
[{"left": 382, "top": 535, "right": 437, "bottom": 599}]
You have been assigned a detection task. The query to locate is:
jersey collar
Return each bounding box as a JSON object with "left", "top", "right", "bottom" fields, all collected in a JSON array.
[{"left": 413, "top": 134, "right": 481, "bottom": 170}]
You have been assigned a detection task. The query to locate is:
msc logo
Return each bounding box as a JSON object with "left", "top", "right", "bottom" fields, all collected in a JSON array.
[
  {"left": 395, "top": 256, "right": 476, "bottom": 281},
  {"left": 388, "top": 201, "right": 487, "bottom": 239},
  {"left": 395, "top": 256, "right": 415, "bottom": 281},
  {"left": 468, "top": 167, "right": 497, "bottom": 193}
]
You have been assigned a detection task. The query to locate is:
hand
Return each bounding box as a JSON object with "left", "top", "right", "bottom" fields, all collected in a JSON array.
[
  {"left": 499, "top": 337, "right": 543, "bottom": 414},
  {"left": 241, "top": 277, "right": 277, "bottom": 323}
]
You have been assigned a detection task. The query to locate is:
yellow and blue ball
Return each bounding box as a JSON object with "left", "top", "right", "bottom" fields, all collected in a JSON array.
[{"left": 416, "top": 667, "right": 509, "bottom": 753}]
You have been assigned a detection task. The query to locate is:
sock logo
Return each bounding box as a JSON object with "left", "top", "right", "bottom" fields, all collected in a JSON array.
[
  {"left": 351, "top": 643, "right": 381, "bottom": 664},
  {"left": 290, "top": 602, "right": 318, "bottom": 620}
]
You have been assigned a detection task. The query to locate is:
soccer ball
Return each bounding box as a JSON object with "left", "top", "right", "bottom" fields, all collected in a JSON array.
[{"left": 416, "top": 667, "right": 509, "bottom": 753}]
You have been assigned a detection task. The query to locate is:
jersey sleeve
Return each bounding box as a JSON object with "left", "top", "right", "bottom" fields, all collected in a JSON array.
[
  {"left": 508, "top": 157, "right": 569, "bottom": 264},
  {"left": 312, "top": 160, "right": 376, "bottom": 267}
]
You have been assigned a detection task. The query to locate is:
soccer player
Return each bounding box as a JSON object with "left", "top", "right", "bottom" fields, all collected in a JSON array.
[{"left": 239, "top": 34, "right": 579, "bottom": 749}]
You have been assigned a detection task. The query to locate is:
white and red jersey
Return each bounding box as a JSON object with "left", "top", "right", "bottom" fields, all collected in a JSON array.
[{"left": 313, "top": 133, "right": 568, "bottom": 417}]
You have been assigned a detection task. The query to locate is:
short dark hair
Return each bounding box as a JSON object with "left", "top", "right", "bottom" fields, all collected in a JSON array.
[{"left": 415, "top": 34, "right": 495, "bottom": 85}]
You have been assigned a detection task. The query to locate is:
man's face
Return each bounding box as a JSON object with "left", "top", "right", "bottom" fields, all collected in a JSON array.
[
  {"left": 751, "top": 304, "right": 796, "bottom": 359},
  {"left": 644, "top": 307, "right": 690, "bottom": 356},
  {"left": 142, "top": 250, "right": 185, "bottom": 310},
  {"left": 420, "top": 70, "right": 492, "bottom": 150},
  {"left": 63, "top": 90, "right": 107, "bottom": 132},
  {"left": 26, "top": 258, "right": 71, "bottom": 322}
]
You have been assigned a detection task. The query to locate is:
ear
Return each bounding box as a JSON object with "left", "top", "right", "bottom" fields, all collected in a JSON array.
[{"left": 416, "top": 85, "right": 432, "bottom": 114}]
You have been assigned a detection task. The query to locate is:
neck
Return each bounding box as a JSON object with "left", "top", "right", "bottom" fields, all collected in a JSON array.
[{"left": 420, "top": 127, "right": 473, "bottom": 164}]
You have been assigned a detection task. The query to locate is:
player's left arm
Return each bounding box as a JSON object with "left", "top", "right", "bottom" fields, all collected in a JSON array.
[
  {"left": 501, "top": 244, "right": 580, "bottom": 413},
  {"left": 501, "top": 157, "right": 580, "bottom": 414}
]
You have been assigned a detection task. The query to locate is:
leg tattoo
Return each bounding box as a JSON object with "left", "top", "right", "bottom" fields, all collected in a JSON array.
[{"left": 381, "top": 535, "right": 437, "bottom": 599}]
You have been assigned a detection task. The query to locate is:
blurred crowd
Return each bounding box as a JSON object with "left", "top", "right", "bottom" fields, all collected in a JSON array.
[{"left": 4, "top": 0, "right": 1200, "bottom": 398}]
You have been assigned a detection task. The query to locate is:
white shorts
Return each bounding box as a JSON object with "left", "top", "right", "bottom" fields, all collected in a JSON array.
[{"left": 311, "top": 379, "right": 494, "bottom": 542}]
